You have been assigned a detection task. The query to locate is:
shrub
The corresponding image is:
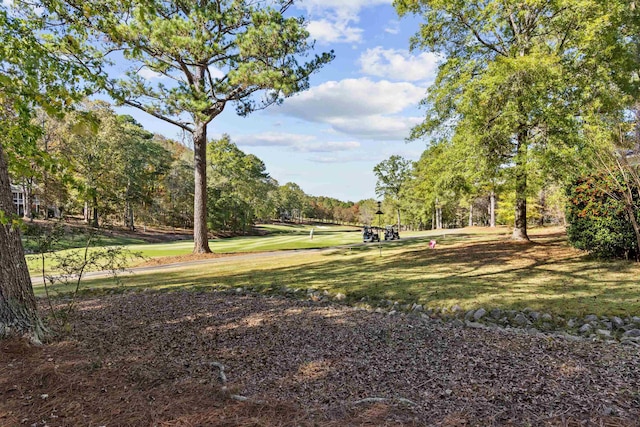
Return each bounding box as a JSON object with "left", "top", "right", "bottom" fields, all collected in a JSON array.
[{"left": 565, "top": 173, "right": 640, "bottom": 260}]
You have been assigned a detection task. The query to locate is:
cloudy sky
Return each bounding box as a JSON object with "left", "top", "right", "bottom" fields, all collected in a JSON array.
[{"left": 121, "top": 0, "right": 439, "bottom": 202}]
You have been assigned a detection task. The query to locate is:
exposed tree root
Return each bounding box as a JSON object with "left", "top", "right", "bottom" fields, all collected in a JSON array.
[{"left": 210, "top": 361, "right": 265, "bottom": 404}]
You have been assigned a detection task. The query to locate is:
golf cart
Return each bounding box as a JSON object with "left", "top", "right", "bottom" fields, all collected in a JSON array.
[
  {"left": 384, "top": 225, "right": 400, "bottom": 240},
  {"left": 362, "top": 226, "right": 380, "bottom": 243}
]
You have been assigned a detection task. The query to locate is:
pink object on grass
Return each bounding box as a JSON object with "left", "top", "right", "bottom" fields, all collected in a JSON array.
[{"left": 429, "top": 240, "right": 437, "bottom": 249}]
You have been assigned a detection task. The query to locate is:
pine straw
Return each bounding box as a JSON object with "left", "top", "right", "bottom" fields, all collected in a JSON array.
[{"left": 1, "top": 291, "right": 639, "bottom": 426}]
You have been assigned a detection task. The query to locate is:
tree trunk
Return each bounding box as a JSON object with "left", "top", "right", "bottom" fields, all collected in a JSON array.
[
  {"left": 489, "top": 191, "right": 496, "bottom": 228},
  {"left": 22, "top": 181, "right": 32, "bottom": 221},
  {"left": 91, "top": 194, "right": 99, "bottom": 228},
  {"left": 193, "top": 121, "right": 211, "bottom": 253},
  {"left": 0, "top": 144, "right": 46, "bottom": 343},
  {"left": 396, "top": 208, "right": 401, "bottom": 230},
  {"left": 468, "top": 203, "right": 473, "bottom": 227},
  {"left": 538, "top": 190, "right": 546, "bottom": 227},
  {"left": 127, "top": 201, "right": 134, "bottom": 231},
  {"left": 512, "top": 132, "right": 529, "bottom": 241}
]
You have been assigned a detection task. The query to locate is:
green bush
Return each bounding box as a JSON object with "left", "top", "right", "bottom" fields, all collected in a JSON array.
[{"left": 565, "top": 173, "right": 639, "bottom": 260}]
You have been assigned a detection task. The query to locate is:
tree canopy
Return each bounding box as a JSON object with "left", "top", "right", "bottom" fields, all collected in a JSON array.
[
  {"left": 394, "top": 0, "right": 639, "bottom": 240},
  {"left": 36, "top": 0, "right": 334, "bottom": 252},
  {"left": 0, "top": 6, "right": 95, "bottom": 342}
]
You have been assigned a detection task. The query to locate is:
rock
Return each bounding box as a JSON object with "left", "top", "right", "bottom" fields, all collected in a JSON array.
[
  {"left": 632, "top": 316, "right": 640, "bottom": 323},
  {"left": 612, "top": 316, "right": 625, "bottom": 329},
  {"left": 465, "top": 321, "right": 485, "bottom": 329},
  {"left": 412, "top": 304, "right": 424, "bottom": 313},
  {"left": 555, "top": 332, "right": 583, "bottom": 342},
  {"left": 567, "top": 318, "right": 578, "bottom": 328},
  {"left": 464, "top": 310, "right": 475, "bottom": 321},
  {"left": 523, "top": 307, "right": 533, "bottom": 313},
  {"left": 451, "top": 319, "right": 464, "bottom": 327},
  {"left": 584, "top": 314, "right": 599, "bottom": 323},
  {"left": 623, "top": 329, "right": 640, "bottom": 338},
  {"left": 541, "top": 322, "right": 553, "bottom": 331},
  {"left": 541, "top": 313, "right": 553, "bottom": 322},
  {"left": 473, "top": 308, "right": 487, "bottom": 321},
  {"left": 451, "top": 304, "right": 462, "bottom": 314},
  {"left": 596, "top": 329, "right": 611, "bottom": 338},
  {"left": 578, "top": 324, "right": 593, "bottom": 335},
  {"left": 601, "top": 321, "right": 613, "bottom": 330},
  {"left": 621, "top": 337, "right": 640, "bottom": 347},
  {"left": 235, "top": 287, "right": 243, "bottom": 294},
  {"left": 529, "top": 311, "right": 541, "bottom": 322},
  {"left": 388, "top": 310, "right": 397, "bottom": 316},
  {"left": 334, "top": 293, "right": 346, "bottom": 301},
  {"left": 514, "top": 313, "right": 531, "bottom": 327},
  {"left": 490, "top": 308, "right": 502, "bottom": 319}
]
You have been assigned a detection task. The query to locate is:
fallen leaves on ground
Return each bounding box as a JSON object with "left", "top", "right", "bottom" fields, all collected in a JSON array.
[{"left": 1, "top": 291, "right": 639, "bottom": 426}]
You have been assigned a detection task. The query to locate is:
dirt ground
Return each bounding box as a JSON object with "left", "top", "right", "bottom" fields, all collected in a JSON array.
[{"left": 1, "top": 291, "right": 639, "bottom": 426}]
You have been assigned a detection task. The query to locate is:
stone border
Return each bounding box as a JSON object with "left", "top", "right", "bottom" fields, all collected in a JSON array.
[{"left": 229, "top": 286, "right": 640, "bottom": 346}]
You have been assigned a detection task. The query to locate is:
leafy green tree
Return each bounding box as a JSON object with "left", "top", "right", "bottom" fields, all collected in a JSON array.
[
  {"left": 113, "top": 115, "right": 172, "bottom": 231},
  {"left": 59, "top": 101, "right": 123, "bottom": 226},
  {"left": 40, "top": 0, "right": 334, "bottom": 252},
  {"left": 394, "top": 0, "right": 638, "bottom": 240},
  {"left": 207, "top": 135, "right": 275, "bottom": 233},
  {"left": 0, "top": 7, "right": 92, "bottom": 342},
  {"left": 154, "top": 135, "right": 195, "bottom": 228},
  {"left": 373, "top": 155, "right": 411, "bottom": 229},
  {"left": 277, "top": 182, "right": 308, "bottom": 223}
]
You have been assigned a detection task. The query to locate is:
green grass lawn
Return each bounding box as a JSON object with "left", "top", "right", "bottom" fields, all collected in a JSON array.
[
  {"left": 33, "top": 226, "right": 640, "bottom": 318},
  {"left": 26, "top": 223, "right": 440, "bottom": 274}
]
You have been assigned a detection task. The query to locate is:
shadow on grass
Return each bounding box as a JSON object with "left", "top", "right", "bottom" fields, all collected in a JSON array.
[{"left": 48, "top": 234, "right": 640, "bottom": 318}]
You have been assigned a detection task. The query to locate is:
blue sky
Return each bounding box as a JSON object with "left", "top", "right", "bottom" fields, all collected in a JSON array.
[{"left": 117, "top": 0, "right": 440, "bottom": 202}]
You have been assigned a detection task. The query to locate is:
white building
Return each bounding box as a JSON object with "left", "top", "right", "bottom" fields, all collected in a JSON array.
[{"left": 10, "top": 183, "right": 41, "bottom": 217}]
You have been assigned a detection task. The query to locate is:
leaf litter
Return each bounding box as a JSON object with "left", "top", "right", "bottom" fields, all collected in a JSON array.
[{"left": 1, "top": 290, "right": 639, "bottom": 426}]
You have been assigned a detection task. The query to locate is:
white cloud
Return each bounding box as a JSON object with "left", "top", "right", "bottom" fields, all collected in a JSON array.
[
  {"left": 235, "top": 132, "right": 361, "bottom": 153},
  {"left": 384, "top": 20, "right": 400, "bottom": 35},
  {"left": 358, "top": 47, "right": 441, "bottom": 82},
  {"left": 298, "top": 0, "right": 391, "bottom": 17},
  {"left": 138, "top": 68, "right": 165, "bottom": 80},
  {"left": 278, "top": 78, "right": 424, "bottom": 120},
  {"left": 274, "top": 78, "right": 425, "bottom": 140},
  {"left": 301, "top": 0, "right": 392, "bottom": 45},
  {"left": 307, "top": 19, "right": 362, "bottom": 44},
  {"left": 309, "top": 154, "right": 368, "bottom": 164},
  {"left": 329, "top": 115, "right": 423, "bottom": 140}
]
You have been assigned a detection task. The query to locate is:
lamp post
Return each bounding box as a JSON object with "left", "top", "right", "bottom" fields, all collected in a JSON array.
[{"left": 375, "top": 201, "right": 383, "bottom": 256}]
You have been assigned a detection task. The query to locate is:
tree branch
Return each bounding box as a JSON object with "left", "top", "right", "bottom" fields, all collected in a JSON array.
[{"left": 123, "top": 99, "right": 194, "bottom": 133}]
